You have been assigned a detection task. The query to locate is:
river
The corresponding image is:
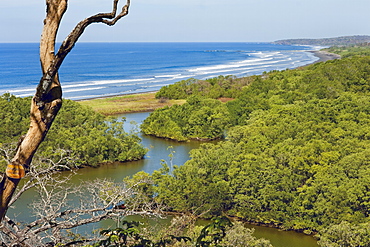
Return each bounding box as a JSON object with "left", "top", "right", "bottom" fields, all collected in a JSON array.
[{"left": 9, "top": 112, "right": 318, "bottom": 247}]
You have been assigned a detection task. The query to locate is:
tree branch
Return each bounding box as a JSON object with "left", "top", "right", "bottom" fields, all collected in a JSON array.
[
  {"left": 0, "top": 0, "right": 131, "bottom": 222},
  {"left": 36, "top": 0, "right": 131, "bottom": 106}
]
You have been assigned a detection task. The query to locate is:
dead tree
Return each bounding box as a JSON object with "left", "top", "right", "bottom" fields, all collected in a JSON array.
[
  {"left": 0, "top": 0, "right": 131, "bottom": 221},
  {"left": 0, "top": 154, "right": 161, "bottom": 246}
]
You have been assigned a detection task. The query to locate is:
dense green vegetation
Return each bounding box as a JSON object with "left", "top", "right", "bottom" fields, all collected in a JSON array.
[
  {"left": 136, "top": 47, "right": 370, "bottom": 244},
  {"left": 147, "top": 55, "right": 370, "bottom": 139},
  {"left": 325, "top": 42, "right": 370, "bottom": 58},
  {"left": 152, "top": 94, "right": 370, "bottom": 229},
  {"left": 317, "top": 221, "right": 370, "bottom": 246},
  {"left": 0, "top": 94, "right": 147, "bottom": 170},
  {"left": 5, "top": 45, "right": 370, "bottom": 245},
  {"left": 155, "top": 75, "right": 253, "bottom": 100},
  {"left": 86, "top": 218, "right": 272, "bottom": 247},
  {"left": 141, "top": 96, "right": 231, "bottom": 141}
]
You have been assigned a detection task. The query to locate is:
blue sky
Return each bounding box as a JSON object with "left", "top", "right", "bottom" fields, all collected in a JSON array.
[{"left": 1, "top": 0, "right": 370, "bottom": 43}]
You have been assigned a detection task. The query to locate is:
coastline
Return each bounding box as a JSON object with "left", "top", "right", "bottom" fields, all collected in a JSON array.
[
  {"left": 78, "top": 49, "right": 341, "bottom": 115},
  {"left": 309, "top": 50, "right": 341, "bottom": 63}
]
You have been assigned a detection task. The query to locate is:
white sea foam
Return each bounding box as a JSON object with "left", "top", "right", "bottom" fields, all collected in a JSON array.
[
  {"left": 2, "top": 87, "right": 36, "bottom": 97},
  {"left": 63, "top": 87, "right": 106, "bottom": 93},
  {"left": 172, "top": 74, "right": 193, "bottom": 80},
  {"left": 154, "top": 74, "right": 182, "bottom": 78},
  {"left": 2, "top": 47, "right": 319, "bottom": 100},
  {"left": 6, "top": 88, "right": 35, "bottom": 93},
  {"left": 187, "top": 51, "right": 293, "bottom": 74},
  {"left": 62, "top": 78, "right": 154, "bottom": 88},
  {"left": 147, "top": 83, "right": 172, "bottom": 88},
  {"left": 189, "top": 58, "right": 289, "bottom": 76},
  {"left": 188, "top": 57, "right": 273, "bottom": 73},
  {"left": 15, "top": 93, "right": 34, "bottom": 97}
]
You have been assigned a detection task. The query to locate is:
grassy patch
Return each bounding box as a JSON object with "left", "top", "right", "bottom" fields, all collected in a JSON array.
[{"left": 78, "top": 92, "right": 186, "bottom": 115}]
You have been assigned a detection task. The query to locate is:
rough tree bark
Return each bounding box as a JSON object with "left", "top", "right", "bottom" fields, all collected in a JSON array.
[{"left": 0, "top": 0, "right": 131, "bottom": 221}]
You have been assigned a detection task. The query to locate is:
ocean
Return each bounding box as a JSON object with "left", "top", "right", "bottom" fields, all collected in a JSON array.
[{"left": 0, "top": 42, "right": 320, "bottom": 100}]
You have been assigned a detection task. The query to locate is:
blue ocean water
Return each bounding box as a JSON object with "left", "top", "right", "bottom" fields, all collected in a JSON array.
[{"left": 0, "top": 42, "right": 319, "bottom": 100}]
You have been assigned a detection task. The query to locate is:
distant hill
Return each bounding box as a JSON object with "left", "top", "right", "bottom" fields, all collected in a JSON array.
[{"left": 273, "top": 35, "right": 370, "bottom": 46}]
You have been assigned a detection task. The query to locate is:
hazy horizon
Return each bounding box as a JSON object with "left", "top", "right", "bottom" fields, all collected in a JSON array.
[{"left": 1, "top": 0, "right": 370, "bottom": 43}]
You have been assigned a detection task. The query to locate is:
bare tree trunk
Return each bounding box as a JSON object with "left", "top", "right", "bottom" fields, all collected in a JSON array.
[{"left": 0, "top": 0, "right": 130, "bottom": 221}]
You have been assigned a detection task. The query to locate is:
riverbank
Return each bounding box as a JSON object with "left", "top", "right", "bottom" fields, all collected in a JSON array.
[{"left": 9, "top": 111, "right": 319, "bottom": 247}]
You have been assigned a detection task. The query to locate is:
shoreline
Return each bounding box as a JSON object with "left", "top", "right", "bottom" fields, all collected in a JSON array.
[
  {"left": 309, "top": 50, "right": 341, "bottom": 63},
  {"left": 78, "top": 50, "right": 341, "bottom": 115}
]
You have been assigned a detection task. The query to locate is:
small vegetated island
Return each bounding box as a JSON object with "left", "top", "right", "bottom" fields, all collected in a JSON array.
[{"left": 137, "top": 40, "right": 370, "bottom": 245}]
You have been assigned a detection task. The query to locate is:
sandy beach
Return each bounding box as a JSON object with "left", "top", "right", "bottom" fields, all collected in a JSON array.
[{"left": 310, "top": 50, "right": 341, "bottom": 63}]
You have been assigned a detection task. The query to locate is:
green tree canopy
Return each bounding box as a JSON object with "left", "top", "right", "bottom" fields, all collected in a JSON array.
[
  {"left": 141, "top": 96, "right": 231, "bottom": 141},
  {"left": 0, "top": 96, "right": 147, "bottom": 169}
]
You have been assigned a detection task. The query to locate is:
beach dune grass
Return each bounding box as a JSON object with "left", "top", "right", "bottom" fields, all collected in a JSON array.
[{"left": 78, "top": 92, "right": 186, "bottom": 115}]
